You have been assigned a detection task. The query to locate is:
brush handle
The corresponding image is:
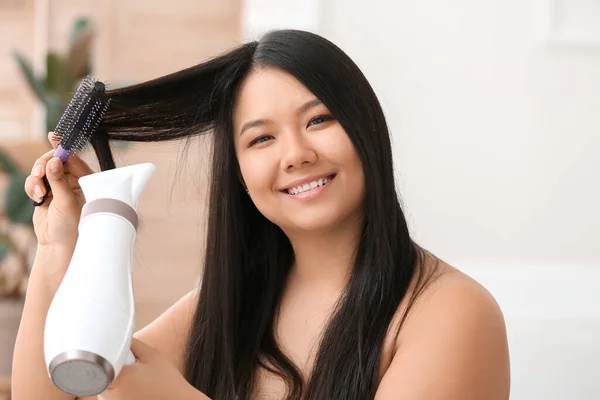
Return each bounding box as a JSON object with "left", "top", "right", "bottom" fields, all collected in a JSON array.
[{"left": 32, "top": 175, "right": 52, "bottom": 207}]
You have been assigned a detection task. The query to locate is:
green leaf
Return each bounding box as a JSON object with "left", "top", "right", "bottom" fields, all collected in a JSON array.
[
  {"left": 70, "top": 17, "right": 92, "bottom": 43},
  {"left": 12, "top": 50, "right": 47, "bottom": 105},
  {"left": 5, "top": 174, "right": 34, "bottom": 226},
  {"left": 45, "top": 92, "right": 66, "bottom": 132},
  {"left": 44, "top": 53, "right": 74, "bottom": 96},
  {"left": 0, "top": 239, "right": 9, "bottom": 261},
  {"left": 0, "top": 234, "right": 19, "bottom": 262},
  {"left": 0, "top": 149, "right": 20, "bottom": 175}
]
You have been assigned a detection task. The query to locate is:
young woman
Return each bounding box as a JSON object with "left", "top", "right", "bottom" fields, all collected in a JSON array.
[{"left": 15, "top": 29, "right": 510, "bottom": 399}]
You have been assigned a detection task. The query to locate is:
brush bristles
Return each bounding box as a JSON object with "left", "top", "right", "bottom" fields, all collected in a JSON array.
[{"left": 53, "top": 76, "right": 110, "bottom": 156}]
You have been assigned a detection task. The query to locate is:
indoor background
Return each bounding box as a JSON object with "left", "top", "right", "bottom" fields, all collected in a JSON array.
[{"left": 0, "top": 0, "right": 598, "bottom": 399}]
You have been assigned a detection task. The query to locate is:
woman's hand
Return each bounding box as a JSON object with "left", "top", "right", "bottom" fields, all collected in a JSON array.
[
  {"left": 24, "top": 132, "right": 94, "bottom": 253},
  {"left": 99, "top": 338, "right": 207, "bottom": 400}
]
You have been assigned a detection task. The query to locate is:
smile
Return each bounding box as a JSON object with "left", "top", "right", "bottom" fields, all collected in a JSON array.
[
  {"left": 285, "top": 174, "right": 335, "bottom": 195},
  {"left": 281, "top": 174, "right": 336, "bottom": 199}
]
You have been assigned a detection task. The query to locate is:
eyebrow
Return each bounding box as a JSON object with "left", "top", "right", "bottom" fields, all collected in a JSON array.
[{"left": 239, "top": 99, "right": 323, "bottom": 137}]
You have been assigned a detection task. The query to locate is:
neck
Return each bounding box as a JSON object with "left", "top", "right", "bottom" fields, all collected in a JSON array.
[{"left": 283, "top": 214, "right": 363, "bottom": 293}]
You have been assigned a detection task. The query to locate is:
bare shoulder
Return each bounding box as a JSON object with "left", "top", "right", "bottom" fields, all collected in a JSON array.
[
  {"left": 133, "top": 287, "right": 200, "bottom": 373},
  {"left": 375, "top": 256, "right": 510, "bottom": 399},
  {"left": 406, "top": 260, "right": 505, "bottom": 332}
]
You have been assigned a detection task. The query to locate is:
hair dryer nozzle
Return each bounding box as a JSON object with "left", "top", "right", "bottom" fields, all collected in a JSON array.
[
  {"left": 77, "top": 162, "right": 156, "bottom": 207},
  {"left": 49, "top": 351, "right": 114, "bottom": 397}
]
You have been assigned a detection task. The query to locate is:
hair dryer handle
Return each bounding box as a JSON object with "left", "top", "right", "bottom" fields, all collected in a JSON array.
[{"left": 125, "top": 350, "right": 136, "bottom": 365}]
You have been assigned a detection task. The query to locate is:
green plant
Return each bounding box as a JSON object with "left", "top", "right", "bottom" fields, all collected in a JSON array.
[
  {"left": 0, "top": 149, "right": 35, "bottom": 298},
  {"left": 3, "top": 16, "right": 96, "bottom": 265},
  {"left": 13, "top": 17, "right": 96, "bottom": 133},
  {"left": 0, "top": 17, "right": 97, "bottom": 298},
  {"left": 0, "top": 152, "right": 33, "bottom": 228}
]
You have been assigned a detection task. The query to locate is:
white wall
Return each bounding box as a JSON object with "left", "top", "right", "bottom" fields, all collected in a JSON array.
[
  {"left": 243, "top": 0, "right": 600, "bottom": 268},
  {"left": 319, "top": 1, "right": 600, "bottom": 269},
  {"left": 242, "top": 1, "right": 600, "bottom": 399}
]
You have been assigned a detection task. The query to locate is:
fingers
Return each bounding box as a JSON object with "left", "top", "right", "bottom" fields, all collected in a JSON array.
[
  {"left": 48, "top": 131, "right": 60, "bottom": 149},
  {"left": 43, "top": 158, "right": 78, "bottom": 208},
  {"left": 33, "top": 149, "right": 55, "bottom": 176},
  {"left": 47, "top": 131, "right": 94, "bottom": 177},
  {"left": 24, "top": 149, "right": 56, "bottom": 203},
  {"left": 25, "top": 132, "right": 95, "bottom": 203},
  {"left": 64, "top": 153, "right": 94, "bottom": 178}
]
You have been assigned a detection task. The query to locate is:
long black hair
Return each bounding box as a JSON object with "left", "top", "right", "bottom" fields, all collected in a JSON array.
[{"left": 94, "top": 29, "right": 440, "bottom": 400}]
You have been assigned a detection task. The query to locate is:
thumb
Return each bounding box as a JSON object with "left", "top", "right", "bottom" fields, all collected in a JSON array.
[
  {"left": 64, "top": 153, "right": 94, "bottom": 178},
  {"left": 45, "top": 157, "right": 77, "bottom": 206},
  {"left": 129, "top": 337, "right": 157, "bottom": 362}
]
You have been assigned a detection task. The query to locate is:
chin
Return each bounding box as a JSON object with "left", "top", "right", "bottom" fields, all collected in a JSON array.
[
  {"left": 286, "top": 219, "right": 340, "bottom": 234},
  {"left": 281, "top": 204, "right": 361, "bottom": 234},
  {"left": 256, "top": 188, "right": 364, "bottom": 234}
]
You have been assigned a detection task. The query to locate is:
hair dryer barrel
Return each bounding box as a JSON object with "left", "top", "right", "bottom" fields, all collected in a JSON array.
[{"left": 43, "top": 163, "right": 156, "bottom": 397}]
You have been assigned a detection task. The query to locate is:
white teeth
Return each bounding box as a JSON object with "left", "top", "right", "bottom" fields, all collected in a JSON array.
[{"left": 286, "top": 175, "right": 333, "bottom": 195}]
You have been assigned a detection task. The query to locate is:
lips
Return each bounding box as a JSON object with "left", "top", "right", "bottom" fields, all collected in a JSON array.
[
  {"left": 285, "top": 175, "right": 336, "bottom": 195},
  {"left": 280, "top": 173, "right": 337, "bottom": 194}
]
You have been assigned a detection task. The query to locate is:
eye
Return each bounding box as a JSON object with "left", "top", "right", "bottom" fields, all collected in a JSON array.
[
  {"left": 307, "top": 115, "right": 334, "bottom": 128},
  {"left": 249, "top": 135, "right": 273, "bottom": 147}
]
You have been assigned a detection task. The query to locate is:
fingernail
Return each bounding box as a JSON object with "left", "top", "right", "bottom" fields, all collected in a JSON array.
[
  {"left": 50, "top": 158, "right": 61, "bottom": 173},
  {"left": 34, "top": 185, "right": 44, "bottom": 199},
  {"left": 32, "top": 165, "right": 42, "bottom": 177}
]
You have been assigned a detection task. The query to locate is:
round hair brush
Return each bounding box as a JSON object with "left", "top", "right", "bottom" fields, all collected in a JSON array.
[{"left": 34, "top": 76, "right": 110, "bottom": 206}]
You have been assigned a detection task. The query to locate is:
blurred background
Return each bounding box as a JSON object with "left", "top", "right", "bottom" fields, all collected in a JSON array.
[{"left": 0, "top": 0, "right": 598, "bottom": 399}]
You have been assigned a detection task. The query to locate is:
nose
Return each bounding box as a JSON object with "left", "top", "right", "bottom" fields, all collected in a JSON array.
[{"left": 279, "top": 132, "right": 317, "bottom": 171}]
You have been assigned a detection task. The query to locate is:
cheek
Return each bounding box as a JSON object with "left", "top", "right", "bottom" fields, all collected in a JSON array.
[
  {"left": 328, "top": 129, "right": 364, "bottom": 177},
  {"left": 334, "top": 133, "right": 365, "bottom": 203},
  {"left": 238, "top": 152, "right": 277, "bottom": 191}
]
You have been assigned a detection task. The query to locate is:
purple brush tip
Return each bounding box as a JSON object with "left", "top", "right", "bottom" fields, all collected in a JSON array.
[{"left": 54, "top": 145, "right": 70, "bottom": 163}]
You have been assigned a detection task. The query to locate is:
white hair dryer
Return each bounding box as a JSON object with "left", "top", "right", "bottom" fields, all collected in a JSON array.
[{"left": 44, "top": 162, "right": 156, "bottom": 397}]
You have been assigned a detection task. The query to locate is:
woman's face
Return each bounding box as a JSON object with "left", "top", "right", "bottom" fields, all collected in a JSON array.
[{"left": 233, "top": 67, "right": 365, "bottom": 233}]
